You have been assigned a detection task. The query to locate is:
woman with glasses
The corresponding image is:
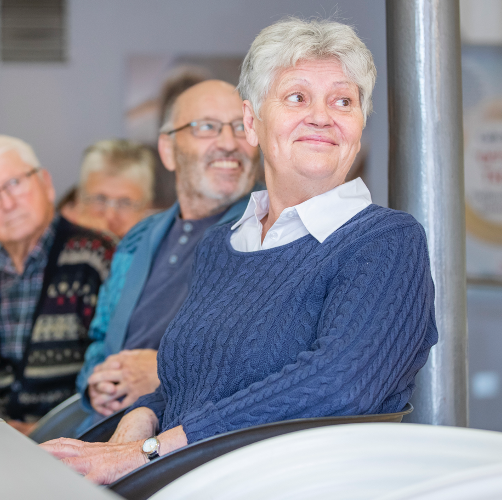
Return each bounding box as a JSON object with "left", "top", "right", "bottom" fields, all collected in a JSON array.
[
  {"left": 73, "top": 139, "right": 155, "bottom": 239},
  {"left": 43, "top": 18, "right": 437, "bottom": 485}
]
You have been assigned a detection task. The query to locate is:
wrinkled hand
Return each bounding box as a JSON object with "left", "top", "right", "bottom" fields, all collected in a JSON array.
[
  {"left": 88, "top": 349, "right": 159, "bottom": 415},
  {"left": 40, "top": 437, "right": 146, "bottom": 485},
  {"left": 7, "top": 420, "right": 38, "bottom": 436},
  {"left": 40, "top": 418, "right": 188, "bottom": 485}
]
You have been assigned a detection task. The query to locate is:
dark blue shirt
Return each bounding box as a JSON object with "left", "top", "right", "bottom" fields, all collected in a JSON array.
[{"left": 123, "top": 211, "right": 223, "bottom": 350}]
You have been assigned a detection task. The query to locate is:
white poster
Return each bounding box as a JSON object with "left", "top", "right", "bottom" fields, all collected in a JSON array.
[{"left": 463, "top": 46, "right": 502, "bottom": 282}]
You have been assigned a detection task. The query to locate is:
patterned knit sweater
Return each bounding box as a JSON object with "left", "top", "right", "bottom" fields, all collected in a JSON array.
[
  {"left": 129, "top": 205, "right": 438, "bottom": 443},
  {"left": 0, "top": 217, "right": 116, "bottom": 421}
]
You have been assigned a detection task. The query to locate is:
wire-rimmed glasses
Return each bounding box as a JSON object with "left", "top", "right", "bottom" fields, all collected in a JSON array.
[
  {"left": 0, "top": 167, "right": 41, "bottom": 199},
  {"left": 163, "top": 119, "right": 246, "bottom": 138},
  {"left": 81, "top": 194, "right": 145, "bottom": 214}
]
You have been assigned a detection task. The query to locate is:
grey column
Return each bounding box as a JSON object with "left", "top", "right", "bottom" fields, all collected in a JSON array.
[{"left": 386, "top": 0, "right": 468, "bottom": 426}]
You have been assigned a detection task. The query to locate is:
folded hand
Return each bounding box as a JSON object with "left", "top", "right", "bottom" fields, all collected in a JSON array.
[{"left": 87, "top": 349, "right": 160, "bottom": 415}]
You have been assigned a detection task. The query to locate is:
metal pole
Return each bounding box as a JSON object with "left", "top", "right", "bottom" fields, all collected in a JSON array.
[{"left": 386, "top": 0, "right": 468, "bottom": 426}]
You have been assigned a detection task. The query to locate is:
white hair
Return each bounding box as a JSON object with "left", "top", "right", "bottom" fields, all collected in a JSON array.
[
  {"left": 238, "top": 17, "right": 377, "bottom": 126},
  {"left": 0, "top": 135, "right": 41, "bottom": 167},
  {"left": 79, "top": 139, "right": 155, "bottom": 203}
]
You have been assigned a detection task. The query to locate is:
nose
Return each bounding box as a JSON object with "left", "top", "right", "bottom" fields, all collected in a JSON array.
[
  {"left": 103, "top": 205, "right": 119, "bottom": 230},
  {"left": 215, "top": 123, "right": 238, "bottom": 152},
  {"left": 306, "top": 99, "right": 334, "bottom": 129}
]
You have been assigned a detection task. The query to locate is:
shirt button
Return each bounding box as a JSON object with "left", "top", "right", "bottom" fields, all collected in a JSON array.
[
  {"left": 287, "top": 211, "right": 295, "bottom": 218},
  {"left": 183, "top": 222, "right": 193, "bottom": 233},
  {"left": 168, "top": 255, "right": 178, "bottom": 264},
  {"left": 179, "top": 235, "right": 189, "bottom": 245},
  {"left": 12, "top": 381, "right": 21, "bottom": 392},
  {"left": 269, "top": 231, "right": 278, "bottom": 240}
]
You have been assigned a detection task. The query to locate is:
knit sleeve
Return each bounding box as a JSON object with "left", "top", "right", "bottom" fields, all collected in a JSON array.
[
  {"left": 178, "top": 222, "right": 437, "bottom": 443},
  {"left": 125, "top": 386, "right": 166, "bottom": 424}
]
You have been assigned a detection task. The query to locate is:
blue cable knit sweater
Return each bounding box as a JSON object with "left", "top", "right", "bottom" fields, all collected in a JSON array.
[{"left": 129, "top": 204, "right": 438, "bottom": 444}]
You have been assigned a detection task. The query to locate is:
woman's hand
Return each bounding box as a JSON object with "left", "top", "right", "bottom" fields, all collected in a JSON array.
[
  {"left": 108, "top": 407, "right": 158, "bottom": 443},
  {"left": 40, "top": 438, "right": 146, "bottom": 485},
  {"left": 40, "top": 406, "right": 188, "bottom": 485}
]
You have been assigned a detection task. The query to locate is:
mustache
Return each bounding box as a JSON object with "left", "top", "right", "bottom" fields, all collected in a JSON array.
[{"left": 204, "top": 150, "right": 250, "bottom": 165}]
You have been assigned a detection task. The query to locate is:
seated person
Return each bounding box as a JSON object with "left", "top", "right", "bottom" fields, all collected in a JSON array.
[
  {"left": 75, "top": 80, "right": 261, "bottom": 427},
  {"left": 0, "top": 136, "right": 116, "bottom": 435},
  {"left": 43, "top": 18, "right": 438, "bottom": 484},
  {"left": 73, "top": 140, "right": 156, "bottom": 238}
]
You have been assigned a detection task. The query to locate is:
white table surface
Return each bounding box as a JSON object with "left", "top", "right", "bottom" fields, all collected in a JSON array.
[
  {"left": 152, "top": 422, "right": 502, "bottom": 500},
  {"left": 0, "top": 419, "right": 119, "bottom": 499}
]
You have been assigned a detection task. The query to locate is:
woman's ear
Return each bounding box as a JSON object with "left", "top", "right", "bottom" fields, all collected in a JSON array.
[
  {"left": 242, "top": 100, "right": 259, "bottom": 148},
  {"left": 158, "top": 134, "right": 176, "bottom": 172}
]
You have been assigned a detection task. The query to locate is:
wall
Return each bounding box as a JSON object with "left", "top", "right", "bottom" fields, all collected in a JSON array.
[
  {"left": 0, "top": 0, "right": 388, "bottom": 205},
  {"left": 460, "top": 0, "right": 502, "bottom": 44}
]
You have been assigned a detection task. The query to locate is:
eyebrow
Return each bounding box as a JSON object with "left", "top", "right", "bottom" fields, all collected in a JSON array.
[
  {"left": 279, "top": 78, "right": 354, "bottom": 89},
  {"left": 191, "top": 116, "right": 243, "bottom": 122}
]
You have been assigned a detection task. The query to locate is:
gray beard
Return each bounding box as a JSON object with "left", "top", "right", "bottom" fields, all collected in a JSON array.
[{"left": 173, "top": 143, "right": 261, "bottom": 207}]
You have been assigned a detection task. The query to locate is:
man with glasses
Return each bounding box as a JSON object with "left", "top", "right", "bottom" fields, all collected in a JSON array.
[
  {"left": 0, "top": 136, "right": 116, "bottom": 434},
  {"left": 76, "top": 80, "right": 261, "bottom": 429}
]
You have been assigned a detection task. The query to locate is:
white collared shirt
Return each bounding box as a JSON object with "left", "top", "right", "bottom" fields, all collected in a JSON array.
[{"left": 230, "top": 178, "right": 372, "bottom": 252}]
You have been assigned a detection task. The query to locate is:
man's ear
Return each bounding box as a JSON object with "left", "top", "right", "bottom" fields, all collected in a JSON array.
[
  {"left": 243, "top": 100, "right": 259, "bottom": 148},
  {"left": 41, "top": 169, "right": 56, "bottom": 204},
  {"left": 158, "top": 134, "right": 176, "bottom": 172}
]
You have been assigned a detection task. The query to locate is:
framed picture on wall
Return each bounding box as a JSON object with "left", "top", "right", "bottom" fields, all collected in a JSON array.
[{"left": 463, "top": 45, "right": 502, "bottom": 284}]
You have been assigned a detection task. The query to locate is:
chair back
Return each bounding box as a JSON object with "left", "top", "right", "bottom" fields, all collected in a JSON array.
[
  {"left": 77, "top": 409, "right": 126, "bottom": 442},
  {"left": 29, "top": 393, "right": 89, "bottom": 444}
]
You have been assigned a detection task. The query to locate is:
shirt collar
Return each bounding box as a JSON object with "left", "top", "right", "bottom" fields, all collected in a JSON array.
[
  {"left": 0, "top": 214, "right": 59, "bottom": 274},
  {"left": 231, "top": 178, "right": 372, "bottom": 243}
]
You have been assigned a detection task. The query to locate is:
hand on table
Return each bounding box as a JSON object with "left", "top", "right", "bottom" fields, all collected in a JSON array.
[
  {"left": 87, "top": 349, "right": 160, "bottom": 415},
  {"left": 40, "top": 407, "right": 187, "bottom": 485},
  {"left": 41, "top": 437, "right": 146, "bottom": 485}
]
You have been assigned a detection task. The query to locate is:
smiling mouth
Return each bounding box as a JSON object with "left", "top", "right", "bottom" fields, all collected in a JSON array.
[
  {"left": 296, "top": 136, "right": 338, "bottom": 146},
  {"left": 209, "top": 160, "right": 241, "bottom": 170}
]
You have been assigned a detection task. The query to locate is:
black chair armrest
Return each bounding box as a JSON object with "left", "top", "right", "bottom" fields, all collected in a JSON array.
[
  {"left": 77, "top": 409, "right": 126, "bottom": 442},
  {"left": 29, "top": 394, "right": 89, "bottom": 444},
  {"left": 109, "top": 404, "right": 412, "bottom": 500}
]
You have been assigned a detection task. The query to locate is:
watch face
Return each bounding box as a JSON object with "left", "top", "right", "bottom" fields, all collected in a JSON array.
[{"left": 142, "top": 437, "right": 158, "bottom": 454}]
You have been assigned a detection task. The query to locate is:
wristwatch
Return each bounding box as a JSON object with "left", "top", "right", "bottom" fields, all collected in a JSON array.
[{"left": 142, "top": 436, "right": 160, "bottom": 461}]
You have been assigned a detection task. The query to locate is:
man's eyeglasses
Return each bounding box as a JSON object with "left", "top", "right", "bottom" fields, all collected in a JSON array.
[
  {"left": 0, "top": 168, "right": 41, "bottom": 199},
  {"left": 163, "top": 119, "right": 246, "bottom": 138},
  {"left": 82, "top": 194, "right": 145, "bottom": 213}
]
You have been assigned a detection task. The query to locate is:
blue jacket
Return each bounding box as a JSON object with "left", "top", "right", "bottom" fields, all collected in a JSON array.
[{"left": 76, "top": 196, "right": 252, "bottom": 410}]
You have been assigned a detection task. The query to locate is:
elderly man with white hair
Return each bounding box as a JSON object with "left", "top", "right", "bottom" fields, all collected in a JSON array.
[
  {"left": 43, "top": 18, "right": 437, "bottom": 485},
  {"left": 0, "top": 136, "right": 116, "bottom": 434}
]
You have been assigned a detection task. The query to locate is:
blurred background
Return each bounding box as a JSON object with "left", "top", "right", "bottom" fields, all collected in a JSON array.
[{"left": 0, "top": 0, "right": 502, "bottom": 431}]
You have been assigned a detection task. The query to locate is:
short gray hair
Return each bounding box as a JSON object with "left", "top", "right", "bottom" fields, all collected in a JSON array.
[
  {"left": 79, "top": 139, "right": 155, "bottom": 203},
  {"left": 0, "top": 135, "right": 41, "bottom": 167},
  {"left": 238, "top": 17, "right": 376, "bottom": 125}
]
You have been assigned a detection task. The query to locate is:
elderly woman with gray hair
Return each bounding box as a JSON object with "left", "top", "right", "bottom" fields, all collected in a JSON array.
[{"left": 42, "top": 18, "right": 437, "bottom": 484}]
